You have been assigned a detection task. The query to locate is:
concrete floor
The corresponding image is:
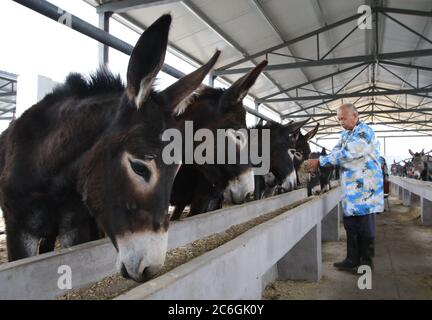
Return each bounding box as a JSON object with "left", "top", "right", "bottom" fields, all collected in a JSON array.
[{"left": 263, "top": 197, "right": 432, "bottom": 300}]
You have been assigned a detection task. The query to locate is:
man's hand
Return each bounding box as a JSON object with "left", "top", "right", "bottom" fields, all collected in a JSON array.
[{"left": 306, "top": 159, "right": 320, "bottom": 172}]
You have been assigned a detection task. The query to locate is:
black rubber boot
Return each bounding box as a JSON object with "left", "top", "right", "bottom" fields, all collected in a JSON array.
[
  {"left": 333, "top": 233, "right": 360, "bottom": 272},
  {"left": 359, "top": 237, "right": 375, "bottom": 270}
]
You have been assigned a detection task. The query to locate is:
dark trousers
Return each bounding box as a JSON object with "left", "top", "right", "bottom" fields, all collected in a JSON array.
[
  {"left": 343, "top": 213, "right": 376, "bottom": 239},
  {"left": 343, "top": 213, "right": 376, "bottom": 259}
]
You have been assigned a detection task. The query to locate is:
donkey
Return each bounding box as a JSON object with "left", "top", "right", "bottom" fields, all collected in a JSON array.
[
  {"left": 409, "top": 149, "right": 425, "bottom": 179},
  {"left": 293, "top": 123, "right": 320, "bottom": 187},
  {"left": 308, "top": 148, "right": 333, "bottom": 196},
  {"left": 171, "top": 117, "right": 309, "bottom": 214},
  {"left": 409, "top": 149, "right": 432, "bottom": 181},
  {"left": 0, "top": 15, "right": 219, "bottom": 282},
  {"left": 252, "top": 119, "right": 309, "bottom": 200},
  {"left": 170, "top": 61, "right": 267, "bottom": 219}
]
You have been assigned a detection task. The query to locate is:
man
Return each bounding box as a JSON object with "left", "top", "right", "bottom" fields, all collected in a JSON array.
[{"left": 307, "top": 103, "right": 383, "bottom": 272}]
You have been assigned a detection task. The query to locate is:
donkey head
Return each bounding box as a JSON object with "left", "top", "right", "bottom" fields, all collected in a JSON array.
[
  {"left": 78, "top": 15, "right": 219, "bottom": 282},
  {"left": 409, "top": 149, "right": 425, "bottom": 179},
  {"left": 178, "top": 61, "right": 268, "bottom": 205},
  {"left": 294, "top": 122, "right": 320, "bottom": 164},
  {"left": 263, "top": 119, "right": 310, "bottom": 193}
]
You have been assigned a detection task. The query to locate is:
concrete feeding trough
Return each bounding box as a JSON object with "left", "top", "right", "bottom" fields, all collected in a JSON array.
[
  {"left": 389, "top": 176, "right": 432, "bottom": 225},
  {"left": 115, "top": 188, "right": 341, "bottom": 300},
  {"left": 0, "top": 188, "right": 316, "bottom": 300}
]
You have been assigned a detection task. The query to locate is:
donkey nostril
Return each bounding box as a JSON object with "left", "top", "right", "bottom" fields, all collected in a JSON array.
[
  {"left": 141, "top": 266, "right": 157, "bottom": 281},
  {"left": 120, "top": 264, "right": 131, "bottom": 280},
  {"left": 245, "top": 192, "right": 254, "bottom": 202}
]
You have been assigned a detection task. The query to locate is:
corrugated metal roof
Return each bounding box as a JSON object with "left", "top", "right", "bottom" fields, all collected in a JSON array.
[{"left": 85, "top": 0, "right": 432, "bottom": 134}]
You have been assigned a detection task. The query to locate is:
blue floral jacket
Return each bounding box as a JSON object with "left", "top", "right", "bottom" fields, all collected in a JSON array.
[{"left": 319, "top": 121, "right": 384, "bottom": 216}]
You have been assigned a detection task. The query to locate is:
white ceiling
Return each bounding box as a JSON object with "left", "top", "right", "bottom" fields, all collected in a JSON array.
[{"left": 86, "top": 0, "right": 432, "bottom": 134}]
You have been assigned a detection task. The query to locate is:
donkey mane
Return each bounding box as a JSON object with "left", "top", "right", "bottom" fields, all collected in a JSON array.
[{"left": 49, "top": 69, "right": 125, "bottom": 102}]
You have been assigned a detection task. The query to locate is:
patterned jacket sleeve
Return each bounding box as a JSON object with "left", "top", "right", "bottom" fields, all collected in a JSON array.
[{"left": 319, "top": 126, "right": 374, "bottom": 166}]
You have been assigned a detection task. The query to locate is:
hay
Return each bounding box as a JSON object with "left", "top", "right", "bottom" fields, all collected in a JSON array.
[{"left": 59, "top": 197, "right": 311, "bottom": 300}]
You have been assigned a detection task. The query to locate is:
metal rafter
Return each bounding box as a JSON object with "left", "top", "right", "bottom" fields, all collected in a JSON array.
[
  {"left": 259, "top": 62, "right": 368, "bottom": 101},
  {"left": 181, "top": 0, "right": 305, "bottom": 118},
  {"left": 250, "top": 0, "right": 332, "bottom": 115},
  {"left": 213, "top": 49, "right": 432, "bottom": 75},
  {"left": 283, "top": 87, "right": 372, "bottom": 118},
  {"left": 266, "top": 86, "right": 432, "bottom": 103},
  {"left": 96, "top": 0, "right": 180, "bottom": 13},
  {"left": 390, "top": 6, "right": 432, "bottom": 122},
  {"left": 304, "top": 119, "right": 432, "bottom": 129},
  {"left": 215, "top": 12, "right": 363, "bottom": 72}
]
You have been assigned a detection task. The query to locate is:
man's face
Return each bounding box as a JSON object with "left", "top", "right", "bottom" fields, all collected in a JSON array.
[{"left": 337, "top": 107, "right": 358, "bottom": 131}]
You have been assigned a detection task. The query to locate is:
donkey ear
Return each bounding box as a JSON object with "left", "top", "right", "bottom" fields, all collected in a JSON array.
[
  {"left": 126, "top": 14, "right": 171, "bottom": 109},
  {"left": 220, "top": 60, "right": 268, "bottom": 109},
  {"left": 304, "top": 123, "right": 320, "bottom": 141},
  {"left": 161, "top": 50, "right": 221, "bottom": 115},
  {"left": 283, "top": 118, "right": 310, "bottom": 133},
  {"left": 409, "top": 149, "right": 414, "bottom": 156}
]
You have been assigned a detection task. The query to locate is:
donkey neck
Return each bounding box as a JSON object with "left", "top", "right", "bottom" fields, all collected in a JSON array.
[{"left": 32, "top": 94, "right": 122, "bottom": 178}]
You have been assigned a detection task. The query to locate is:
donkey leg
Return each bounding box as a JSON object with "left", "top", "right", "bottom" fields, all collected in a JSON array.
[
  {"left": 6, "top": 224, "right": 39, "bottom": 261},
  {"left": 58, "top": 210, "right": 99, "bottom": 248},
  {"left": 171, "top": 205, "right": 185, "bottom": 221}
]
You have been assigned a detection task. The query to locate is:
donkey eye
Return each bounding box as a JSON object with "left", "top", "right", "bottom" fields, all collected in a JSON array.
[{"left": 129, "top": 160, "right": 151, "bottom": 181}]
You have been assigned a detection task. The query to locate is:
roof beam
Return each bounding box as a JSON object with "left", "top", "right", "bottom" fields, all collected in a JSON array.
[
  {"left": 376, "top": 7, "right": 432, "bottom": 17},
  {"left": 181, "top": 0, "right": 297, "bottom": 117},
  {"left": 96, "top": 0, "right": 180, "bottom": 13},
  {"left": 379, "top": 60, "right": 432, "bottom": 73},
  {"left": 0, "top": 92, "right": 16, "bottom": 97},
  {"left": 214, "top": 48, "right": 432, "bottom": 75},
  {"left": 250, "top": 0, "right": 332, "bottom": 115},
  {"left": 304, "top": 120, "right": 432, "bottom": 129},
  {"left": 282, "top": 107, "right": 432, "bottom": 118},
  {"left": 265, "top": 87, "right": 432, "bottom": 103},
  {"left": 282, "top": 87, "right": 372, "bottom": 118},
  {"left": 317, "top": 129, "right": 432, "bottom": 135},
  {"left": 320, "top": 134, "right": 432, "bottom": 139},
  {"left": 259, "top": 62, "right": 367, "bottom": 101},
  {"left": 13, "top": 0, "right": 186, "bottom": 80},
  {"left": 215, "top": 12, "right": 362, "bottom": 71}
]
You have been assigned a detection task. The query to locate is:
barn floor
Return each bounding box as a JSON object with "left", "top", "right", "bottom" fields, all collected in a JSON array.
[{"left": 263, "top": 197, "right": 432, "bottom": 300}]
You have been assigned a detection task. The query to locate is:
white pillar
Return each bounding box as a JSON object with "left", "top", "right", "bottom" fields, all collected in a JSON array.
[{"left": 16, "top": 73, "right": 58, "bottom": 118}]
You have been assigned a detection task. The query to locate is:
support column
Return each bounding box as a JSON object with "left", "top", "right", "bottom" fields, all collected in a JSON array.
[
  {"left": 420, "top": 197, "right": 432, "bottom": 226},
  {"left": 390, "top": 183, "right": 396, "bottom": 196},
  {"left": 409, "top": 193, "right": 421, "bottom": 208},
  {"left": 403, "top": 189, "right": 411, "bottom": 206},
  {"left": 398, "top": 186, "right": 403, "bottom": 201},
  {"left": 322, "top": 204, "right": 340, "bottom": 241},
  {"left": 208, "top": 72, "right": 216, "bottom": 87},
  {"left": 277, "top": 223, "right": 322, "bottom": 281},
  {"left": 98, "top": 12, "right": 112, "bottom": 67}
]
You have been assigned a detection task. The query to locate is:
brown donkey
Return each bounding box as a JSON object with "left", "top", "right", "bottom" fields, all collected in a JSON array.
[{"left": 0, "top": 15, "right": 219, "bottom": 282}]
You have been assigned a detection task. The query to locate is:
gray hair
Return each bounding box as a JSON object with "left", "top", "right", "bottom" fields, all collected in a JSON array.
[{"left": 337, "top": 103, "right": 358, "bottom": 116}]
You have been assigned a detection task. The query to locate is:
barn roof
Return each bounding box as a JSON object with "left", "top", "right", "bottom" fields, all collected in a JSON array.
[{"left": 84, "top": 0, "right": 432, "bottom": 136}]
